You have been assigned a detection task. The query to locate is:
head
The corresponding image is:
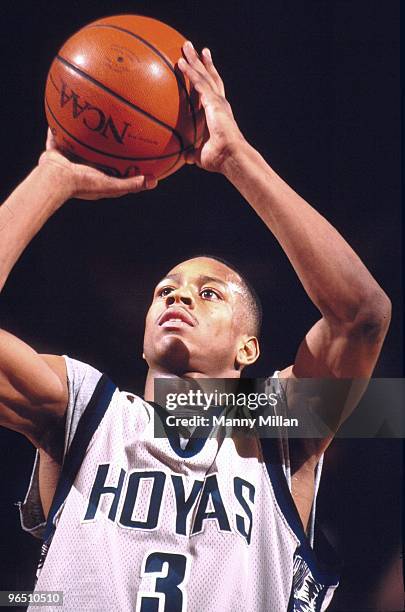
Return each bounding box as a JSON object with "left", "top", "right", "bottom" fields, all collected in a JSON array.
[{"left": 143, "top": 256, "right": 262, "bottom": 377}]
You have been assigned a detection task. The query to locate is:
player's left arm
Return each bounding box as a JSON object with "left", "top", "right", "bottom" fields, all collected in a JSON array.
[{"left": 178, "top": 42, "right": 391, "bottom": 455}]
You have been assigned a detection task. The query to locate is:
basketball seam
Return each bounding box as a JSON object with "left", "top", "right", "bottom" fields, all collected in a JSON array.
[
  {"left": 55, "top": 54, "right": 185, "bottom": 150},
  {"left": 45, "top": 96, "right": 187, "bottom": 162},
  {"left": 85, "top": 23, "right": 198, "bottom": 147},
  {"left": 49, "top": 72, "right": 60, "bottom": 93},
  {"left": 155, "top": 153, "right": 184, "bottom": 178}
]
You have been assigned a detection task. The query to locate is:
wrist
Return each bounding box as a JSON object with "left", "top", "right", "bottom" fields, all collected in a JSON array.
[
  {"left": 36, "top": 155, "right": 76, "bottom": 205},
  {"left": 219, "top": 138, "right": 256, "bottom": 180}
]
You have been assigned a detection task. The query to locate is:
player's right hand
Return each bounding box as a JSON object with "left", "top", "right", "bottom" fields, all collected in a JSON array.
[{"left": 38, "top": 129, "right": 158, "bottom": 200}]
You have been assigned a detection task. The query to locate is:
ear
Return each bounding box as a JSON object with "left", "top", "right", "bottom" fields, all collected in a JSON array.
[
  {"left": 236, "top": 336, "right": 260, "bottom": 368},
  {"left": 142, "top": 352, "right": 146, "bottom": 361}
]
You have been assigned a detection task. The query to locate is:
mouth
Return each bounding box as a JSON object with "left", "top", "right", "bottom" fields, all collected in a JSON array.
[{"left": 158, "top": 308, "right": 196, "bottom": 328}]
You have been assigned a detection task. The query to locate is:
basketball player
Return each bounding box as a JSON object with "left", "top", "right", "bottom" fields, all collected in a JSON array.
[{"left": 0, "top": 41, "right": 390, "bottom": 611}]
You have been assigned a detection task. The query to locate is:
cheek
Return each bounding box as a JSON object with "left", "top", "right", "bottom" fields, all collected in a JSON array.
[
  {"left": 144, "top": 307, "right": 157, "bottom": 340},
  {"left": 231, "top": 309, "right": 243, "bottom": 334},
  {"left": 204, "top": 304, "right": 237, "bottom": 337}
]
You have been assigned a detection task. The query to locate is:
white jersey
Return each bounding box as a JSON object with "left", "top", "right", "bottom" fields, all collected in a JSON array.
[{"left": 20, "top": 356, "right": 338, "bottom": 611}]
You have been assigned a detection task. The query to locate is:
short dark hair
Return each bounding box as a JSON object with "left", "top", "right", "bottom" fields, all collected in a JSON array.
[{"left": 188, "top": 254, "right": 263, "bottom": 337}]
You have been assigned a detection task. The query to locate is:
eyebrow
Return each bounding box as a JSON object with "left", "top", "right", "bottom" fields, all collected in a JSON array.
[{"left": 156, "top": 273, "right": 229, "bottom": 290}]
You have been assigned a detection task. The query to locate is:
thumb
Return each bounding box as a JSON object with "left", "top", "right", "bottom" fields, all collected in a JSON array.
[
  {"left": 117, "top": 174, "right": 158, "bottom": 192},
  {"left": 185, "top": 148, "right": 203, "bottom": 167},
  {"left": 185, "top": 149, "right": 197, "bottom": 165}
]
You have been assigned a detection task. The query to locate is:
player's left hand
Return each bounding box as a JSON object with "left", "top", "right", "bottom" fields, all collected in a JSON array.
[
  {"left": 39, "top": 129, "right": 158, "bottom": 200},
  {"left": 178, "top": 41, "right": 245, "bottom": 174}
]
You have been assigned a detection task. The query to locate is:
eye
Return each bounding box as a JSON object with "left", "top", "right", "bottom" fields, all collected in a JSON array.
[
  {"left": 200, "top": 288, "right": 221, "bottom": 300},
  {"left": 157, "top": 286, "right": 175, "bottom": 298}
]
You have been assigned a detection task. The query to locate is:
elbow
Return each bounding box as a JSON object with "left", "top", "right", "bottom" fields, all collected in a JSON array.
[{"left": 353, "top": 288, "right": 392, "bottom": 341}]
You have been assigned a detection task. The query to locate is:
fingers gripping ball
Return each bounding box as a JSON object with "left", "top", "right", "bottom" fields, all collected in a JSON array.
[{"left": 45, "top": 15, "right": 205, "bottom": 179}]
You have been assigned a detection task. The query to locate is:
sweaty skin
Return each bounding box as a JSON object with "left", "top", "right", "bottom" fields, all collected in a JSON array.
[{"left": 0, "top": 42, "right": 390, "bottom": 533}]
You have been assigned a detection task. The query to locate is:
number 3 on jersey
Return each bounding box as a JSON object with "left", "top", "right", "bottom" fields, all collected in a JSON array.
[{"left": 136, "top": 551, "right": 191, "bottom": 612}]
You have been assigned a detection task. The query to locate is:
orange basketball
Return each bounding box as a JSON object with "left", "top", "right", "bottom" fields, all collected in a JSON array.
[{"left": 44, "top": 15, "right": 205, "bottom": 179}]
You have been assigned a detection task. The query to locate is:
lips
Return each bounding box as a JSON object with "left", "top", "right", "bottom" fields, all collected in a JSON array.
[{"left": 158, "top": 308, "right": 196, "bottom": 327}]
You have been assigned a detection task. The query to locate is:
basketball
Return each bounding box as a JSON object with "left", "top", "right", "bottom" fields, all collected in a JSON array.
[{"left": 44, "top": 15, "right": 205, "bottom": 180}]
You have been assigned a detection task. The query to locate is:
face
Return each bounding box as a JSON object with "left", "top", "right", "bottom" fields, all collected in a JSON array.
[{"left": 143, "top": 257, "right": 257, "bottom": 376}]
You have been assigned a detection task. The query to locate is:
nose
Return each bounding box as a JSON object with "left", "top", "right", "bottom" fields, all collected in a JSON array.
[{"left": 166, "top": 287, "right": 194, "bottom": 308}]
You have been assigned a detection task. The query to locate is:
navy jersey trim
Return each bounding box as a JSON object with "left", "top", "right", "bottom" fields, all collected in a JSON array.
[
  {"left": 149, "top": 402, "right": 227, "bottom": 458},
  {"left": 260, "top": 437, "right": 339, "bottom": 587},
  {"left": 150, "top": 401, "right": 208, "bottom": 457},
  {"left": 44, "top": 374, "right": 116, "bottom": 541}
]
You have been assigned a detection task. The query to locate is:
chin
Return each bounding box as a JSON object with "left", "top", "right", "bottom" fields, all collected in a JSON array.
[{"left": 155, "top": 335, "right": 192, "bottom": 375}]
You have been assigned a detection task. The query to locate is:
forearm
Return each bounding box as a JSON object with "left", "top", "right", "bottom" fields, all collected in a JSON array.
[
  {"left": 222, "top": 141, "right": 389, "bottom": 324},
  {"left": 0, "top": 163, "right": 71, "bottom": 291},
  {"left": 0, "top": 163, "right": 71, "bottom": 439}
]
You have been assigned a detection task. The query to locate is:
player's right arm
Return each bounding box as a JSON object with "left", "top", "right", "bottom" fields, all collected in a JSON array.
[{"left": 0, "top": 130, "right": 157, "bottom": 451}]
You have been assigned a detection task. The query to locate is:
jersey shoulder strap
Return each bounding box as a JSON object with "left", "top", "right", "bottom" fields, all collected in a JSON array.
[{"left": 43, "top": 374, "right": 116, "bottom": 542}]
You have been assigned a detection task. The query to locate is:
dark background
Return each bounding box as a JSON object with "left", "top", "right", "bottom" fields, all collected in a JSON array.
[{"left": 0, "top": 1, "right": 402, "bottom": 610}]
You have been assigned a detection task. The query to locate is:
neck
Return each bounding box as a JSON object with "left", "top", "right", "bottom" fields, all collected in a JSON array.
[{"left": 144, "top": 366, "right": 241, "bottom": 402}]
